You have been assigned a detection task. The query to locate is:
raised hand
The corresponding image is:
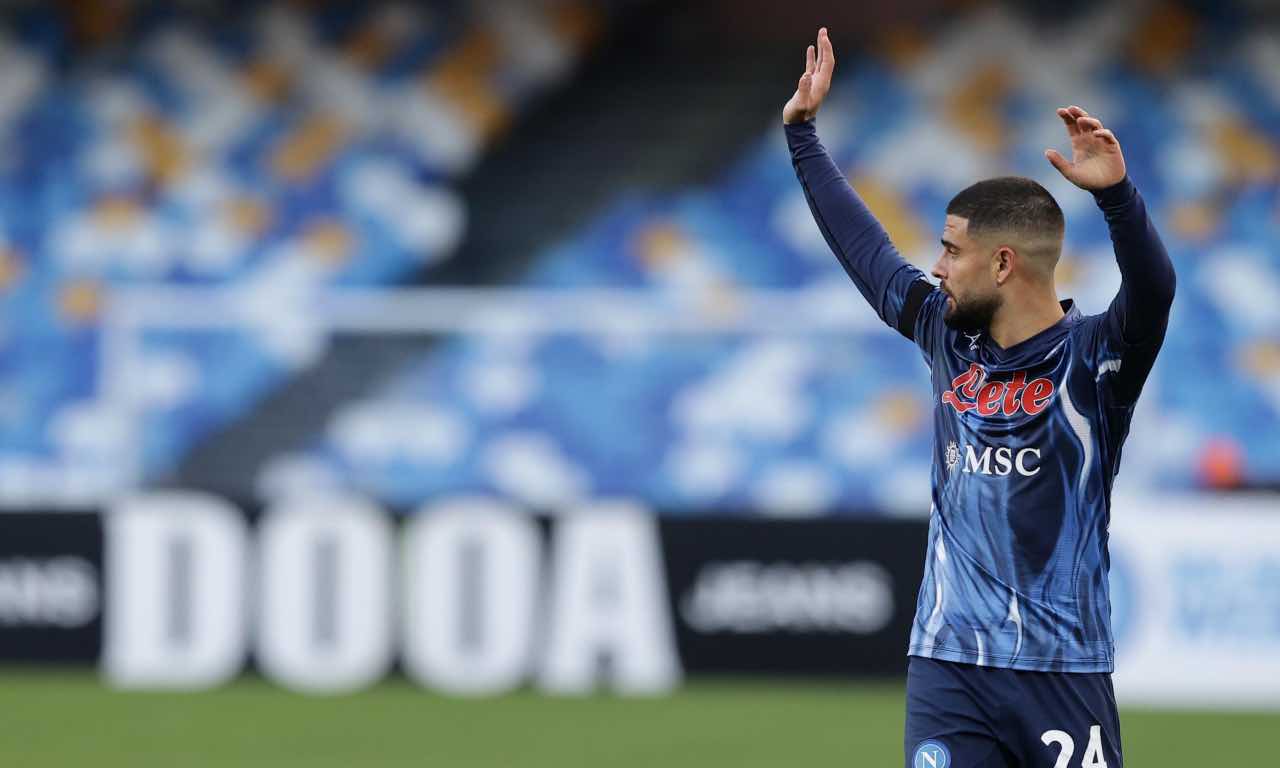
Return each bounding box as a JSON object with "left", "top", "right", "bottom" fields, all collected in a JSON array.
[
  {"left": 783, "top": 27, "right": 835, "bottom": 125},
  {"left": 1045, "top": 106, "right": 1127, "bottom": 190}
]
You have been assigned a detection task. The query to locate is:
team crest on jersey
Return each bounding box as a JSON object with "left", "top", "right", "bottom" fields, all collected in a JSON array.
[
  {"left": 941, "top": 362, "right": 1055, "bottom": 417},
  {"left": 913, "top": 740, "right": 951, "bottom": 768}
]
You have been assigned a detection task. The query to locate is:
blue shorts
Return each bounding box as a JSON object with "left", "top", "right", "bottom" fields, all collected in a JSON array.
[{"left": 905, "top": 656, "right": 1122, "bottom": 768}]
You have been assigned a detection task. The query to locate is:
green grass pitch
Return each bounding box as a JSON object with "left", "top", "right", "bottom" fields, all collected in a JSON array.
[{"left": 0, "top": 671, "right": 1273, "bottom": 766}]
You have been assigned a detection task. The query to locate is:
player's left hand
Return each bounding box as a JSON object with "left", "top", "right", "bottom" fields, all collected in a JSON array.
[{"left": 1045, "top": 105, "right": 1126, "bottom": 190}]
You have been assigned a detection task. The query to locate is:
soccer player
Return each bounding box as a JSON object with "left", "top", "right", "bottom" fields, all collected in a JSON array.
[{"left": 783, "top": 28, "right": 1175, "bottom": 768}]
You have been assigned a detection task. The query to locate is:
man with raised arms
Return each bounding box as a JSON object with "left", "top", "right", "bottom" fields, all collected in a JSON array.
[{"left": 783, "top": 27, "right": 1175, "bottom": 768}]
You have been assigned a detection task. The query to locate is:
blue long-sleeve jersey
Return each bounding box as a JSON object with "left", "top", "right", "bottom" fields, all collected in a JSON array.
[{"left": 787, "top": 119, "right": 1175, "bottom": 673}]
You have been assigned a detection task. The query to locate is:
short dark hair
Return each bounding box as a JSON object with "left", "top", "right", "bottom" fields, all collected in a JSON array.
[{"left": 946, "top": 176, "right": 1064, "bottom": 241}]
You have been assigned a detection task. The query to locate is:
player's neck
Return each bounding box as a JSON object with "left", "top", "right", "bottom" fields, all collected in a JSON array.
[{"left": 988, "top": 290, "right": 1065, "bottom": 350}]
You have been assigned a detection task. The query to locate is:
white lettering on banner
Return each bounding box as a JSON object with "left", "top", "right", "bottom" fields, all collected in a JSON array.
[
  {"left": 679, "top": 561, "right": 893, "bottom": 634},
  {"left": 103, "top": 492, "right": 247, "bottom": 689},
  {"left": 0, "top": 557, "right": 98, "bottom": 628},
  {"left": 402, "top": 498, "right": 539, "bottom": 696},
  {"left": 539, "top": 503, "right": 681, "bottom": 695},
  {"left": 256, "top": 496, "right": 394, "bottom": 693},
  {"left": 100, "top": 493, "right": 683, "bottom": 696}
]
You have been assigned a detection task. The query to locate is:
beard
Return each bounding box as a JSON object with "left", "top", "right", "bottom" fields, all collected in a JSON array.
[{"left": 943, "top": 291, "right": 1002, "bottom": 331}]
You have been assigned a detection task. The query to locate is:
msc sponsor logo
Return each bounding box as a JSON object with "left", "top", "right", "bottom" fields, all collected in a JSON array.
[
  {"left": 941, "top": 363, "right": 1055, "bottom": 417},
  {"left": 946, "top": 441, "right": 1041, "bottom": 477}
]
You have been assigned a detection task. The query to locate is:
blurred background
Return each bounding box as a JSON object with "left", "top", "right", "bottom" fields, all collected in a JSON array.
[{"left": 0, "top": 0, "right": 1277, "bottom": 765}]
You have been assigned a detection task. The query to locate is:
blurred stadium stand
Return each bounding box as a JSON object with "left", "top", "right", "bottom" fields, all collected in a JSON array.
[
  {"left": 1, "top": 0, "right": 1278, "bottom": 511},
  {"left": 180, "top": 0, "right": 802, "bottom": 497},
  {"left": 0, "top": 0, "right": 612, "bottom": 504}
]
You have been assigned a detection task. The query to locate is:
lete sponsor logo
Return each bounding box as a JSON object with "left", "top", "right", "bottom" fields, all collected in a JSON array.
[{"left": 941, "top": 363, "right": 1055, "bottom": 417}]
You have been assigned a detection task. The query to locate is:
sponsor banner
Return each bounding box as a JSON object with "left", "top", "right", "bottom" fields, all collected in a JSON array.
[
  {"left": 660, "top": 518, "right": 925, "bottom": 676},
  {"left": 4, "top": 491, "right": 1280, "bottom": 711},
  {"left": 7, "top": 495, "right": 921, "bottom": 688},
  {"left": 0, "top": 512, "right": 103, "bottom": 662},
  {"left": 1110, "top": 495, "right": 1280, "bottom": 709},
  {"left": 100, "top": 494, "right": 682, "bottom": 694}
]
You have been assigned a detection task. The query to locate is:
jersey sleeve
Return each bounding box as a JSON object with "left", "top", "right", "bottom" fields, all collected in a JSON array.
[
  {"left": 785, "top": 120, "right": 933, "bottom": 341},
  {"left": 910, "top": 288, "right": 951, "bottom": 365},
  {"left": 1091, "top": 177, "right": 1177, "bottom": 405}
]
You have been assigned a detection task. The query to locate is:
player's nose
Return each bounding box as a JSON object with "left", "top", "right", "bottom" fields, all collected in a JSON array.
[{"left": 931, "top": 258, "right": 946, "bottom": 281}]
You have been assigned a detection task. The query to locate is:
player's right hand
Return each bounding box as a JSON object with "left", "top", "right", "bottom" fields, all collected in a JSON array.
[{"left": 783, "top": 27, "right": 835, "bottom": 125}]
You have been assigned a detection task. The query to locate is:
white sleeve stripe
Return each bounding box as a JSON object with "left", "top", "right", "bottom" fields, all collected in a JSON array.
[{"left": 1096, "top": 358, "right": 1122, "bottom": 380}]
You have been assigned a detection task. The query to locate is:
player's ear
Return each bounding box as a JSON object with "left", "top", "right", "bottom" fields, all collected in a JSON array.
[{"left": 993, "top": 246, "right": 1014, "bottom": 286}]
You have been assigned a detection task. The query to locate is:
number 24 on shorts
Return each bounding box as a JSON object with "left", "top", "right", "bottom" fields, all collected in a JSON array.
[{"left": 1041, "top": 725, "right": 1108, "bottom": 768}]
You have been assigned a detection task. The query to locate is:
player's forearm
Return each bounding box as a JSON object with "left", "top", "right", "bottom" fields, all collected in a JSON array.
[
  {"left": 1093, "top": 177, "right": 1176, "bottom": 343},
  {"left": 785, "top": 119, "right": 922, "bottom": 327}
]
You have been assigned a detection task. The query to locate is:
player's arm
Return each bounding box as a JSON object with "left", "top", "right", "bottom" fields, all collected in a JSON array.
[
  {"left": 784, "top": 28, "right": 932, "bottom": 341},
  {"left": 1046, "top": 106, "right": 1176, "bottom": 403}
]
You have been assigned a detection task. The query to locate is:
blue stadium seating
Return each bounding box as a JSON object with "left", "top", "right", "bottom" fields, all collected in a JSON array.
[
  {"left": 2, "top": 2, "right": 1277, "bottom": 511},
  {"left": 286, "top": 3, "right": 1280, "bottom": 511},
  {"left": 0, "top": 1, "right": 601, "bottom": 503}
]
